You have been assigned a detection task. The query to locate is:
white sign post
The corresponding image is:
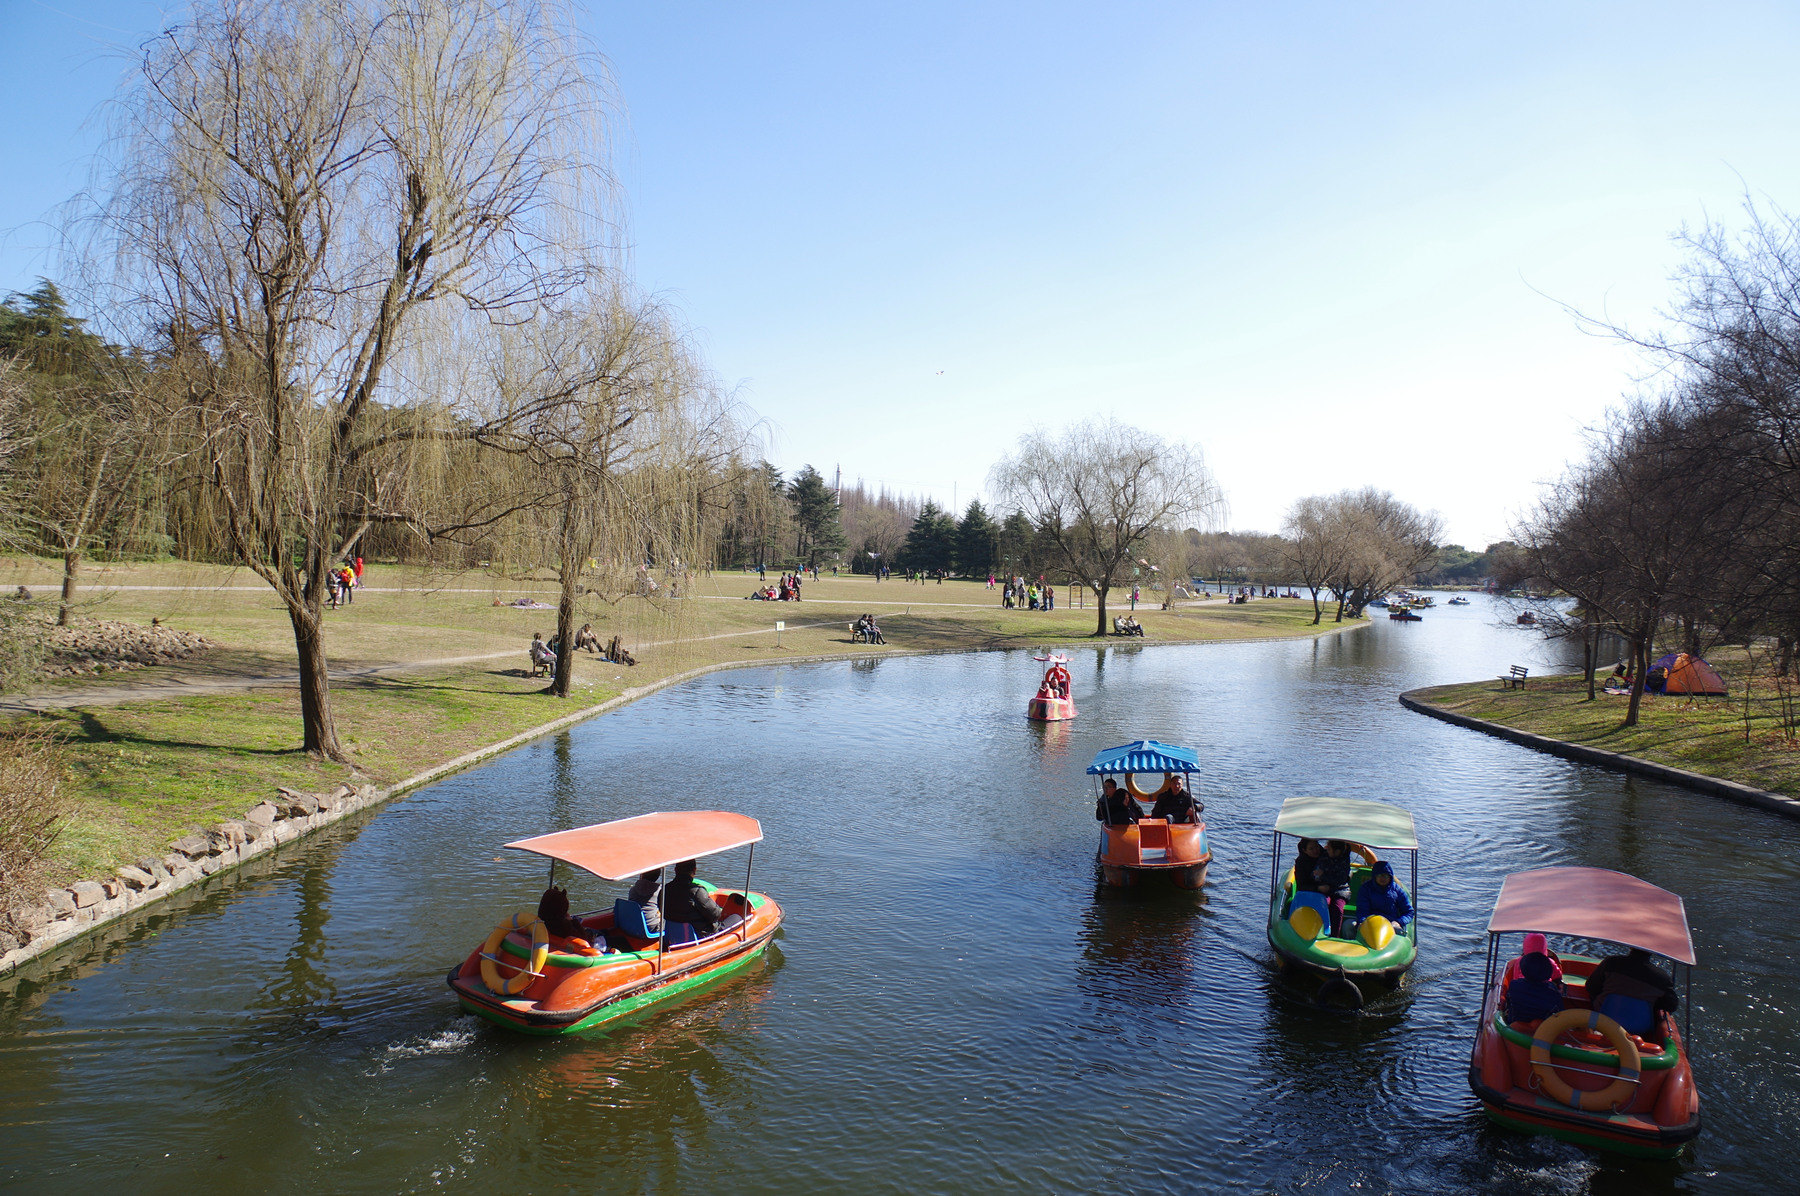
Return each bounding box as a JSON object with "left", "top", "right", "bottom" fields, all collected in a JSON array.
[{"left": 775, "top": 620, "right": 785, "bottom": 648}]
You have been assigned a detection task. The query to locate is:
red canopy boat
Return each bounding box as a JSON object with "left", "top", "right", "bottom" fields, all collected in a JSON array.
[
  {"left": 1026, "top": 652, "right": 1077, "bottom": 721},
  {"left": 449, "top": 811, "right": 782, "bottom": 1035},
  {"left": 1468, "top": 867, "right": 1700, "bottom": 1157}
]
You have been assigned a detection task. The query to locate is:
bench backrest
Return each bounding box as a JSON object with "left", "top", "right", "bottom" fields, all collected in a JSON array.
[{"left": 1510, "top": 665, "right": 1529, "bottom": 677}]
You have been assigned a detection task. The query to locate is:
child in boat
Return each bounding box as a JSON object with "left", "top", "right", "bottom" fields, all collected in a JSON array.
[
  {"left": 1096, "top": 778, "right": 1141, "bottom": 826},
  {"left": 1502, "top": 932, "right": 1564, "bottom": 986},
  {"left": 537, "top": 885, "right": 603, "bottom": 949},
  {"left": 1504, "top": 949, "right": 1564, "bottom": 1024},
  {"left": 1354, "top": 861, "right": 1414, "bottom": 934},
  {"left": 1316, "top": 841, "right": 1354, "bottom": 936},
  {"left": 1291, "top": 838, "right": 1324, "bottom": 893}
]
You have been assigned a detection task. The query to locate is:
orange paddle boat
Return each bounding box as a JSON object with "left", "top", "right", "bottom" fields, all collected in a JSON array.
[
  {"left": 1468, "top": 867, "right": 1700, "bottom": 1157},
  {"left": 1027, "top": 652, "right": 1077, "bottom": 721},
  {"left": 449, "top": 811, "right": 782, "bottom": 1035},
  {"left": 1089, "top": 740, "right": 1210, "bottom": 888}
]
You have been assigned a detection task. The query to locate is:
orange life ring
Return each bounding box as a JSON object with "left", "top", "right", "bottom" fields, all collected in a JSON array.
[
  {"left": 1529, "top": 1008, "right": 1641, "bottom": 1112},
  {"left": 480, "top": 910, "right": 549, "bottom": 997},
  {"left": 1124, "top": 772, "right": 1177, "bottom": 800}
]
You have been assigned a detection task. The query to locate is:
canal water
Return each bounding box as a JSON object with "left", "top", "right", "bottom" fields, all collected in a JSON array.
[{"left": 1, "top": 596, "right": 1795, "bottom": 1193}]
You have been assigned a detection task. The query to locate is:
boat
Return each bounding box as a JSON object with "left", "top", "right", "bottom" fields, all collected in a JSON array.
[
  {"left": 1516, "top": 611, "right": 1537, "bottom": 625},
  {"left": 1388, "top": 609, "right": 1422, "bottom": 621},
  {"left": 1026, "top": 651, "right": 1077, "bottom": 721},
  {"left": 1089, "top": 740, "right": 1210, "bottom": 889},
  {"left": 1369, "top": 598, "right": 1389, "bottom": 609},
  {"left": 448, "top": 811, "right": 783, "bottom": 1035},
  {"left": 1448, "top": 596, "right": 1471, "bottom": 606},
  {"left": 1266, "top": 795, "right": 1418, "bottom": 1005},
  {"left": 1468, "top": 867, "right": 1700, "bottom": 1158}
]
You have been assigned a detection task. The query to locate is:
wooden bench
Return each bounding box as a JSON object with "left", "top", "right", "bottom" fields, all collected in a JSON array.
[{"left": 1500, "top": 665, "right": 1529, "bottom": 689}]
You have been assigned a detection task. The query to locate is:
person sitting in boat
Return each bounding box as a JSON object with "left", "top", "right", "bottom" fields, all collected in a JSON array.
[
  {"left": 1354, "top": 860, "right": 1413, "bottom": 934},
  {"left": 627, "top": 868, "right": 664, "bottom": 933},
  {"left": 1095, "top": 778, "right": 1140, "bottom": 826},
  {"left": 1503, "top": 949, "right": 1565, "bottom": 1025},
  {"left": 1501, "top": 932, "right": 1564, "bottom": 986},
  {"left": 1292, "top": 837, "right": 1325, "bottom": 892},
  {"left": 1586, "top": 947, "right": 1679, "bottom": 1035},
  {"left": 537, "top": 885, "right": 602, "bottom": 950},
  {"left": 1316, "top": 840, "right": 1354, "bottom": 937},
  {"left": 1150, "top": 776, "right": 1202, "bottom": 824},
  {"left": 664, "top": 859, "right": 745, "bottom": 938}
]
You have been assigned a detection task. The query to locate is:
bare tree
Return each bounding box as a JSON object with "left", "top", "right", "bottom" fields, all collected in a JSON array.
[
  {"left": 1282, "top": 496, "right": 1355, "bottom": 624},
  {"left": 990, "top": 419, "right": 1224, "bottom": 635},
  {"left": 93, "top": 0, "right": 614, "bottom": 759}
]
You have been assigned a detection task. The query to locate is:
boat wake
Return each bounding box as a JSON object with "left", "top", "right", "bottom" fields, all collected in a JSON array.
[{"left": 368, "top": 1023, "right": 479, "bottom": 1073}]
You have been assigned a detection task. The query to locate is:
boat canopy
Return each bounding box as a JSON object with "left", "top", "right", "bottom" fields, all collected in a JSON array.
[
  {"left": 1485, "top": 867, "right": 1695, "bottom": 964},
  {"left": 505, "top": 811, "right": 763, "bottom": 881},
  {"left": 1086, "top": 740, "right": 1202, "bottom": 776},
  {"left": 1272, "top": 795, "right": 1418, "bottom": 850}
]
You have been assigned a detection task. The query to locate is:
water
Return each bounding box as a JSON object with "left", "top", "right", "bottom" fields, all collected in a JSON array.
[{"left": 2, "top": 595, "right": 1795, "bottom": 1193}]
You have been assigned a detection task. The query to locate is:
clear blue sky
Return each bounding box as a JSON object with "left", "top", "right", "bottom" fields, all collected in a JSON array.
[{"left": 7, "top": 1, "right": 1800, "bottom": 546}]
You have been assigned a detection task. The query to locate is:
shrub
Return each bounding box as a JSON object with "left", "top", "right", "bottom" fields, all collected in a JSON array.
[
  {"left": 0, "top": 600, "right": 46, "bottom": 692},
  {"left": 0, "top": 725, "right": 70, "bottom": 912}
]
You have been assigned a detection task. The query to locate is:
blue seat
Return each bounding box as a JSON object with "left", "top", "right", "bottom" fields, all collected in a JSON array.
[
  {"left": 1597, "top": 993, "right": 1655, "bottom": 1036},
  {"left": 664, "top": 921, "right": 698, "bottom": 947},
  {"left": 1290, "top": 890, "right": 1330, "bottom": 922},
  {"left": 612, "top": 898, "right": 661, "bottom": 941}
]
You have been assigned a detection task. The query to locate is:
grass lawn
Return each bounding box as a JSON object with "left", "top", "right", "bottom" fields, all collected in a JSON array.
[
  {"left": 0, "top": 557, "right": 1361, "bottom": 886},
  {"left": 1409, "top": 647, "right": 1800, "bottom": 797}
]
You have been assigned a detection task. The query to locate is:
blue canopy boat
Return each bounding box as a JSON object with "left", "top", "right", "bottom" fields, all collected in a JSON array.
[{"left": 1087, "top": 740, "right": 1210, "bottom": 888}]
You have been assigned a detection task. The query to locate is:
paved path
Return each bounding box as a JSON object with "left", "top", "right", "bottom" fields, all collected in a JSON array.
[{"left": 0, "top": 619, "right": 851, "bottom": 712}]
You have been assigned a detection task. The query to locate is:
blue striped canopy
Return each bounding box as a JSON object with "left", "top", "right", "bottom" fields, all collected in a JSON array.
[{"left": 1086, "top": 740, "right": 1202, "bottom": 776}]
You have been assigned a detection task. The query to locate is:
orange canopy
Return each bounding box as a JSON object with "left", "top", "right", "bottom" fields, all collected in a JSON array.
[
  {"left": 1486, "top": 866, "right": 1695, "bottom": 964},
  {"left": 506, "top": 811, "right": 763, "bottom": 881}
]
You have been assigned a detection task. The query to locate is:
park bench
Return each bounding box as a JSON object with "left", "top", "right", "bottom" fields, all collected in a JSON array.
[{"left": 1500, "top": 665, "right": 1529, "bottom": 689}]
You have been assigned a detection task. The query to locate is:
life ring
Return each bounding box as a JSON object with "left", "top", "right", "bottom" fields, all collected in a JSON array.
[
  {"left": 1529, "top": 1008, "right": 1641, "bottom": 1112},
  {"left": 1343, "top": 842, "right": 1379, "bottom": 872},
  {"left": 1124, "top": 772, "right": 1177, "bottom": 800},
  {"left": 480, "top": 910, "right": 549, "bottom": 997}
]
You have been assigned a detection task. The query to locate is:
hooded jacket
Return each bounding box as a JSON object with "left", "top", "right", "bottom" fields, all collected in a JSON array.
[{"left": 1356, "top": 875, "right": 1414, "bottom": 930}]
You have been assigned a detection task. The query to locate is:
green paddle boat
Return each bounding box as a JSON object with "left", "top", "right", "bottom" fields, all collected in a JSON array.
[{"left": 1266, "top": 795, "right": 1419, "bottom": 1006}]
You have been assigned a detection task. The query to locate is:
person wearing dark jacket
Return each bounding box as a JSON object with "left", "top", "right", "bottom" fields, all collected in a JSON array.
[
  {"left": 537, "top": 885, "right": 596, "bottom": 946},
  {"left": 1316, "top": 841, "right": 1354, "bottom": 937},
  {"left": 1291, "top": 838, "right": 1324, "bottom": 893},
  {"left": 1354, "top": 861, "right": 1414, "bottom": 934},
  {"left": 1586, "top": 947, "right": 1678, "bottom": 1035},
  {"left": 1150, "top": 776, "right": 1202, "bottom": 824},
  {"left": 1095, "top": 779, "right": 1140, "bottom": 827},
  {"left": 1504, "top": 950, "right": 1565, "bottom": 1023},
  {"left": 664, "top": 859, "right": 730, "bottom": 936}
]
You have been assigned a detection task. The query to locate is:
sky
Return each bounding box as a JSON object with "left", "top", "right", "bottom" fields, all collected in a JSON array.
[{"left": 6, "top": 1, "right": 1800, "bottom": 547}]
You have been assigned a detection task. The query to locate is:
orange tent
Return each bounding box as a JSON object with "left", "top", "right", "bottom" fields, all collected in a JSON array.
[{"left": 1664, "top": 652, "right": 1727, "bottom": 696}]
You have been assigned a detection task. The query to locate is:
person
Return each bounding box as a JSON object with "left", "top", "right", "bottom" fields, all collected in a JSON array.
[
  {"left": 627, "top": 868, "right": 664, "bottom": 933},
  {"left": 12, "top": 585, "right": 30, "bottom": 601},
  {"left": 1585, "top": 947, "right": 1678, "bottom": 1035},
  {"left": 1354, "top": 860, "right": 1414, "bottom": 934},
  {"left": 1095, "top": 778, "right": 1140, "bottom": 826},
  {"left": 339, "top": 564, "right": 355, "bottom": 604},
  {"left": 1504, "top": 949, "right": 1565, "bottom": 1024},
  {"left": 353, "top": 555, "right": 364, "bottom": 588},
  {"left": 528, "top": 632, "right": 555, "bottom": 678},
  {"left": 574, "top": 623, "right": 602, "bottom": 653},
  {"left": 537, "top": 885, "right": 599, "bottom": 947},
  {"left": 856, "top": 613, "right": 885, "bottom": 644},
  {"left": 1316, "top": 840, "right": 1354, "bottom": 936},
  {"left": 663, "top": 859, "right": 742, "bottom": 937},
  {"left": 1502, "top": 931, "right": 1565, "bottom": 986},
  {"left": 1044, "top": 584, "right": 1054, "bottom": 611},
  {"left": 1150, "top": 775, "right": 1202, "bottom": 824},
  {"left": 1292, "top": 837, "right": 1324, "bottom": 891}
]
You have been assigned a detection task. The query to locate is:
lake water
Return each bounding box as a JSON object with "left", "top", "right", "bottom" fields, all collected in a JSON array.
[{"left": 1, "top": 595, "right": 1795, "bottom": 1194}]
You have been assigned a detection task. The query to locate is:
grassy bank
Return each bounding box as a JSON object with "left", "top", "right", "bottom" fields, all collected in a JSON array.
[
  {"left": 1409, "top": 647, "right": 1800, "bottom": 797},
  {"left": 0, "top": 558, "right": 1362, "bottom": 886}
]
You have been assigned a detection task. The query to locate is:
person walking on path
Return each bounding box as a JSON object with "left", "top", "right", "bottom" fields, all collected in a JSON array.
[{"left": 353, "top": 556, "right": 364, "bottom": 588}]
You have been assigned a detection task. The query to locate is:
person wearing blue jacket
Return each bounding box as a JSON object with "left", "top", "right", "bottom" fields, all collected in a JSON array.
[{"left": 1355, "top": 860, "right": 1414, "bottom": 934}]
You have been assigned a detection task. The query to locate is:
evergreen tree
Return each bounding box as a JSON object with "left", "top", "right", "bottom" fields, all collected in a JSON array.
[
  {"left": 0, "top": 279, "right": 106, "bottom": 374},
  {"left": 997, "top": 511, "right": 1034, "bottom": 572},
  {"left": 955, "top": 498, "right": 999, "bottom": 576},
  {"left": 900, "top": 500, "right": 957, "bottom": 572},
  {"left": 788, "top": 464, "right": 847, "bottom": 568}
]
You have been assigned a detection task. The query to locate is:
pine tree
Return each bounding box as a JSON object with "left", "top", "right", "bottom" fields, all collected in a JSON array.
[
  {"left": 955, "top": 499, "right": 999, "bottom": 576},
  {"left": 789, "top": 464, "right": 847, "bottom": 568}
]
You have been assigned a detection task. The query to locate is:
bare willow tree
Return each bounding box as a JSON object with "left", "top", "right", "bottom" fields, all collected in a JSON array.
[
  {"left": 507, "top": 294, "right": 742, "bottom": 696},
  {"left": 1282, "top": 495, "right": 1357, "bottom": 624},
  {"left": 92, "top": 0, "right": 615, "bottom": 759},
  {"left": 990, "top": 419, "right": 1224, "bottom": 635}
]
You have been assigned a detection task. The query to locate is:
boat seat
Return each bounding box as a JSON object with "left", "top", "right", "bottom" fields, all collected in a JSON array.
[
  {"left": 1597, "top": 993, "right": 1655, "bottom": 1036},
  {"left": 664, "top": 921, "right": 699, "bottom": 947},
  {"left": 1290, "top": 890, "right": 1330, "bottom": 923},
  {"left": 612, "top": 898, "right": 662, "bottom": 941}
]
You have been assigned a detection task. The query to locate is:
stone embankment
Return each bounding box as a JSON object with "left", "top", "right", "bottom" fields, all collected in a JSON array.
[
  {"left": 0, "top": 781, "right": 383, "bottom": 972},
  {"left": 41, "top": 615, "right": 216, "bottom": 678}
]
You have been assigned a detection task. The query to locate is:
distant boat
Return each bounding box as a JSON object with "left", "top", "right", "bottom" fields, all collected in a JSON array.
[
  {"left": 1389, "top": 609, "right": 1422, "bottom": 622},
  {"left": 1516, "top": 611, "right": 1537, "bottom": 625},
  {"left": 1448, "top": 597, "right": 1470, "bottom": 606}
]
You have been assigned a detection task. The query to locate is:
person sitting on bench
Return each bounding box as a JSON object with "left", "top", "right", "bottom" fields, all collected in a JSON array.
[{"left": 528, "top": 632, "right": 556, "bottom": 678}]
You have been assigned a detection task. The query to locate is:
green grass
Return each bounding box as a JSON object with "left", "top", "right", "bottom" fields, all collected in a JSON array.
[
  {"left": 0, "top": 556, "right": 1361, "bottom": 887},
  {"left": 1410, "top": 648, "right": 1800, "bottom": 797}
]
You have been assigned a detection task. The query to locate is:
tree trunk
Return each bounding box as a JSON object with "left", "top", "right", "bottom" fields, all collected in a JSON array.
[
  {"left": 58, "top": 550, "right": 80, "bottom": 628},
  {"left": 1308, "top": 585, "right": 1322, "bottom": 625},
  {"left": 1780, "top": 635, "right": 1793, "bottom": 678},
  {"left": 291, "top": 606, "right": 346, "bottom": 760},
  {"left": 1583, "top": 625, "right": 1597, "bottom": 701},
  {"left": 1624, "top": 637, "right": 1649, "bottom": 727},
  {"left": 1093, "top": 584, "right": 1109, "bottom": 636},
  {"left": 552, "top": 566, "right": 578, "bottom": 699}
]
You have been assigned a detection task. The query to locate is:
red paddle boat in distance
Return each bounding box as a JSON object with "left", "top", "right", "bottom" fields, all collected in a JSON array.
[{"left": 1027, "top": 652, "right": 1077, "bottom": 721}]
